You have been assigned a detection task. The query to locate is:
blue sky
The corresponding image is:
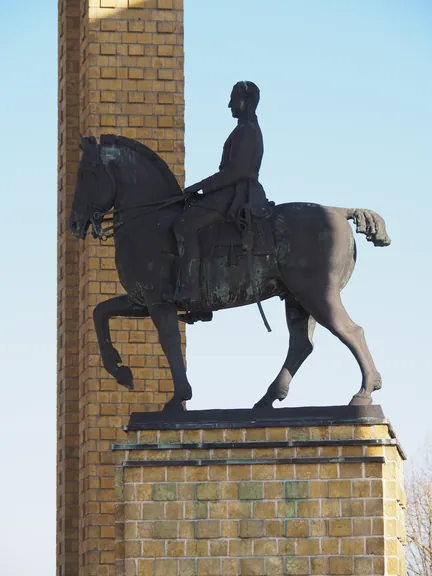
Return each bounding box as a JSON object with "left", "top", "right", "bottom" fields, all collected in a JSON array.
[{"left": 0, "top": 1, "right": 431, "bottom": 574}]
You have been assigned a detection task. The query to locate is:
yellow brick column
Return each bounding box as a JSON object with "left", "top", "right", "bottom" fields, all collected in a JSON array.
[
  {"left": 114, "top": 407, "right": 407, "bottom": 576},
  {"left": 58, "top": 1, "right": 185, "bottom": 574}
]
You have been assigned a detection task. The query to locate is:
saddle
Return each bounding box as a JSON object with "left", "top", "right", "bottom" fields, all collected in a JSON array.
[
  {"left": 176, "top": 202, "right": 274, "bottom": 328},
  {"left": 198, "top": 202, "right": 274, "bottom": 264}
]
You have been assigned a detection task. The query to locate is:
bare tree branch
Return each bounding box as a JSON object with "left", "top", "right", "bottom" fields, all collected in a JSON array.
[{"left": 406, "top": 444, "right": 432, "bottom": 576}]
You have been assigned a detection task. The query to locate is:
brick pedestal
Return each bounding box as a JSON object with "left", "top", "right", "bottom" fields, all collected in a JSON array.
[{"left": 113, "top": 406, "right": 406, "bottom": 576}]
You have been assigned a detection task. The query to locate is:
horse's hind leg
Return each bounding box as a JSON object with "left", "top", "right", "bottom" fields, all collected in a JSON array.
[
  {"left": 294, "top": 285, "right": 381, "bottom": 405},
  {"left": 254, "top": 297, "right": 316, "bottom": 409}
]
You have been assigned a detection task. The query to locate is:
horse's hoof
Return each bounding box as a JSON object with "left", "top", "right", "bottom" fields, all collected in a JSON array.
[
  {"left": 162, "top": 395, "right": 186, "bottom": 413},
  {"left": 349, "top": 393, "right": 372, "bottom": 406},
  {"left": 101, "top": 346, "right": 123, "bottom": 374},
  {"left": 116, "top": 366, "right": 134, "bottom": 390},
  {"left": 373, "top": 374, "right": 382, "bottom": 391},
  {"left": 253, "top": 393, "right": 275, "bottom": 409}
]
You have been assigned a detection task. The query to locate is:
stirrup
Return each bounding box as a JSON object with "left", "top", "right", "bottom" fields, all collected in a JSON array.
[{"left": 178, "top": 311, "right": 213, "bottom": 324}]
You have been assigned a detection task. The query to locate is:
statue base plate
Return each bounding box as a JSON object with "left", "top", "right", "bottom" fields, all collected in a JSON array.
[{"left": 126, "top": 404, "right": 387, "bottom": 431}]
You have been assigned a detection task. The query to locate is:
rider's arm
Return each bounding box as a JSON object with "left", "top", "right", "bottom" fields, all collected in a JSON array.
[{"left": 199, "top": 124, "right": 255, "bottom": 193}]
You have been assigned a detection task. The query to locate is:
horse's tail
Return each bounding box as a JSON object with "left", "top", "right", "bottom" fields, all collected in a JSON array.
[{"left": 343, "top": 208, "right": 391, "bottom": 247}]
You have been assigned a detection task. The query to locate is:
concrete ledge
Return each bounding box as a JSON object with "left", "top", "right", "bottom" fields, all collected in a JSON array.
[{"left": 124, "top": 456, "right": 386, "bottom": 468}]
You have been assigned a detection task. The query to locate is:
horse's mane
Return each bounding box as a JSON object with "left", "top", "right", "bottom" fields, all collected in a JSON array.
[{"left": 100, "top": 134, "right": 182, "bottom": 195}]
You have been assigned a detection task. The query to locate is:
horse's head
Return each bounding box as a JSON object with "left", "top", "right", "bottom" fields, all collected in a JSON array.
[{"left": 69, "top": 135, "right": 115, "bottom": 240}]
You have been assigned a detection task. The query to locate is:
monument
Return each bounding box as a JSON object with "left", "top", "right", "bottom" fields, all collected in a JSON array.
[{"left": 58, "top": 1, "right": 407, "bottom": 574}]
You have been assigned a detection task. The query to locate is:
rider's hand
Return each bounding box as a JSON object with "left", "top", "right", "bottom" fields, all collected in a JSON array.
[{"left": 184, "top": 182, "right": 202, "bottom": 198}]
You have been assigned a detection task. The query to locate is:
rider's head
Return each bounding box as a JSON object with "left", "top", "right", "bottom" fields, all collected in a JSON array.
[{"left": 229, "top": 81, "right": 260, "bottom": 118}]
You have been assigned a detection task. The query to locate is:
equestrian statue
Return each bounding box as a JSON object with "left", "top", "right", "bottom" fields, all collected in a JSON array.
[{"left": 69, "top": 81, "right": 391, "bottom": 413}]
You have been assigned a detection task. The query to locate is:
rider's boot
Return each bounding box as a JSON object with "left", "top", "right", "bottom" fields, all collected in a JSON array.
[
  {"left": 173, "top": 224, "right": 203, "bottom": 308},
  {"left": 175, "top": 257, "right": 201, "bottom": 307}
]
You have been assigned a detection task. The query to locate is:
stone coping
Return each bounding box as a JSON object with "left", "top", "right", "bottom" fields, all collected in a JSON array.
[{"left": 113, "top": 439, "right": 405, "bottom": 460}]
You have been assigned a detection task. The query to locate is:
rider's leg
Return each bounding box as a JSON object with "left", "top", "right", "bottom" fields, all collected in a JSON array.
[
  {"left": 173, "top": 195, "right": 229, "bottom": 305},
  {"left": 174, "top": 206, "right": 215, "bottom": 304}
]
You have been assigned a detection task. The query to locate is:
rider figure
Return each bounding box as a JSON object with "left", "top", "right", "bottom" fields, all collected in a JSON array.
[{"left": 174, "top": 81, "right": 269, "bottom": 306}]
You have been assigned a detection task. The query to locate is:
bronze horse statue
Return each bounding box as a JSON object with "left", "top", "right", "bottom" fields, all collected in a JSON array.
[{"left": 69, "top": 135, "right": 391, "bottom": 412}]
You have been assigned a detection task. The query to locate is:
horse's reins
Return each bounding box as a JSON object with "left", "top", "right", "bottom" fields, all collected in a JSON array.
[{"left": 90, "top": 195, "right": 186, "bottom": 241}]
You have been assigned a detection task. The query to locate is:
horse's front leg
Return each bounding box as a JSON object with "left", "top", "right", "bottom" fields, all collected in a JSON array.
[
  {"left": 149, "top": 302, "right": 192, "bottom": 412},
  {"left": 93, "top": 295, "right": 149, "bottom": 390}
]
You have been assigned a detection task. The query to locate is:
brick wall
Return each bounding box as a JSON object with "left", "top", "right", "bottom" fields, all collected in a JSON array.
[
  {"left": 114, "top": 422, "right": 407, "bottom": 576},
  {"left": 57, "top": 0, "right": 81, "bottom": 573},
  {"left": 58, "top": 1, "right": 185, "bottom": 574}
]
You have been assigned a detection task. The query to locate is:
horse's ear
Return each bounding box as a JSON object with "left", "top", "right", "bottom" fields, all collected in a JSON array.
[
  {"left": 79, "top": 134, "right": 85, "bottom": 151},
  {"left": 88, "top": 136, "right": 97, "bottom": 145}
]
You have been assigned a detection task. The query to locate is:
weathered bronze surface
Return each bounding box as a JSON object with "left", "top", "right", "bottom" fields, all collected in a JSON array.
[{"left": 69, "top": 84, "right": 391, "bottom": 413}]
